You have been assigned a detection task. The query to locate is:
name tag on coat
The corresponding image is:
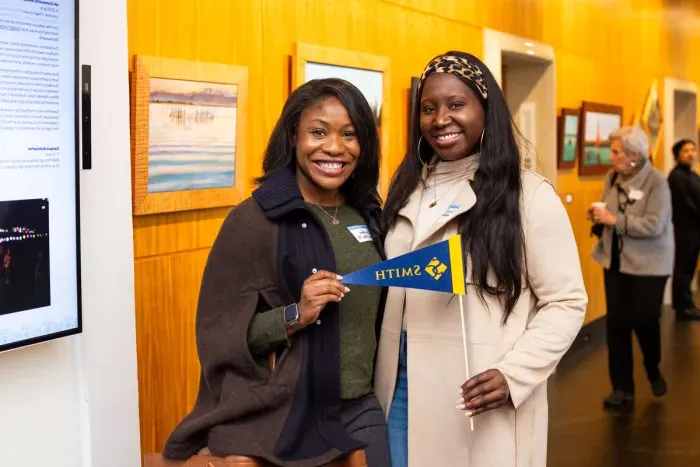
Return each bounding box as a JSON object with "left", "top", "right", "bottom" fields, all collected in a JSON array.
[{"left": 629, "top": 189, "right": 644, "bottom": 201}]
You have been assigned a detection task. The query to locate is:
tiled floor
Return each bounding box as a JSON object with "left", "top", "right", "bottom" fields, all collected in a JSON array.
[{"left": 547, "top": 309, "right": 700, "bottom": 466}]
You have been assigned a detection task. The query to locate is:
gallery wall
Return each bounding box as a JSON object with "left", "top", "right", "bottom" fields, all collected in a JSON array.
[{"left": 127, "top": 0, "right": 700, "bottom": 456}]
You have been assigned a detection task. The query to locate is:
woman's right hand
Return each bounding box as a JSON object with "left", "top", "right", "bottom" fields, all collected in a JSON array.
[{"left": 293, "top": 270, "right": 349, "bottom": 331}]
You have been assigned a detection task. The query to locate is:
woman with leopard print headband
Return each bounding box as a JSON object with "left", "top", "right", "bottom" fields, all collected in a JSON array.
[{"left": 375, "top": 51, "right": 587, "bottom": 466}]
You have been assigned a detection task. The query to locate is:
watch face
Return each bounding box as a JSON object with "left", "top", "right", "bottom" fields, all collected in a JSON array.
[{"left": 284, "top": 304, "right": 298, "bottom": 323}]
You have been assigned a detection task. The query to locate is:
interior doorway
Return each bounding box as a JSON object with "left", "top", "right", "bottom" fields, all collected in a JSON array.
[
  {"left": 662, "top": 78, "right": 698, "bottom": 305},
  {"left": 483, "top": 30, "right": 557, "bottom": 185}
]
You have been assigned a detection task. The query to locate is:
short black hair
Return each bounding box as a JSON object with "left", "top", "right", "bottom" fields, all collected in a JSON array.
[
  {"left": 256, "top": 78, "right": 380, "bottom": 211},
  {"left": 672, "top": 138, "right": 695, "bottom": 160}
]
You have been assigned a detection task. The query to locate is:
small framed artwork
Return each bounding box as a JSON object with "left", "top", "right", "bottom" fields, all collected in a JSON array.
[
  {"left": 557, "top": 108, "right": 580, "bottom": 169},
  {"left": 130, "top": 55, "right": 248, "bottom": 215},
  {"left": 408, "top": 77, "right": 420, "bottom": 149},
  {"left": 640, "top": 81, "right": 663, "bottom": 159},
  {"left": 578, "top": 101, "right": 623, "bottom": 176},
  {"left": 292, "top": 43, "right": 391, "bottom": 195}
]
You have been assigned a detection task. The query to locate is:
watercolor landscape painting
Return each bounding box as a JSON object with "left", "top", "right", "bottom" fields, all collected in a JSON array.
[
  {"left": 563, "top": 114, "right": 579, "bottom": 163},
  {"left": 582, "top": 111, "right": 621, "bottom": 166},
  {"left": 147, "top": 77, "right": 237, "bottom": 194}
]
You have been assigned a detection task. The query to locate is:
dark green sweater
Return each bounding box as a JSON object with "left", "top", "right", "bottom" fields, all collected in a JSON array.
[{"left": 247, "top": 204, "right": 382, "bottom": 399}]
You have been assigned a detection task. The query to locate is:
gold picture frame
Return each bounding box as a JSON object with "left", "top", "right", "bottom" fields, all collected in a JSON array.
[
  {"left": 130, "top": 55, "right": 248, "bottom": 216},
  {"left": 292, "top": 43, "right": 391, "bottom": 197},
  {"left": 637, "top": 80, "right": 663, "bottom": 160}
]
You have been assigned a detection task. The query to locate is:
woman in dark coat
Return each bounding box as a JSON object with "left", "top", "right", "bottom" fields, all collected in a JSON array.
[
  {"left": 163, "top": 78, "right": 390, "bottom": 466},
  {"left": 668, "top": 138, "right": 700, "bottom": 320}
]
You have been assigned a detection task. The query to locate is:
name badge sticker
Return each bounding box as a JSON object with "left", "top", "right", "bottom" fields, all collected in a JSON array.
[
  {"left": 347, "top": 225, "right": 372, "bottom": 243},
  {"left": 439, "top": 204, "right": 461, "bottom": 221},
  {"left": 629, "top": 189, "right": 644, "bottom": 201}
]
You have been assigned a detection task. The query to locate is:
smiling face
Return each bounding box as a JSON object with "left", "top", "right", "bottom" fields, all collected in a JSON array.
[
  {"left": 294, "top": 96, "right": 360, "bottom": 203},
  {"left": 419, "top": 73, "right": 486, "bottom": 161}
]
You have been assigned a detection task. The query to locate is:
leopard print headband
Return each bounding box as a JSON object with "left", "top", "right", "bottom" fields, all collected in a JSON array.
[{"left": 419, "top": 55, "right": 488, "bottom": 101}]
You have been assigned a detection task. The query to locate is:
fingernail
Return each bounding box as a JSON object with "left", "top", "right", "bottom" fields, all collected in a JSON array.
[
  {"left": 336, "top": 275, "right": 343, "bottom": 280},
  {"left": 456, "top": 397, "right": 465, "bottom": 404},
  {"left": 465, "top": 411, "right": 473, "bottom": 418},
  {"left": 344, "top": 287, "right": 351, "bottom": 293},
  {"left": 458, "top": 389, "right": 464, "bottom": 395},
  {"left": 456, "top": 404, "right": 466, "bottom": 410},
  {"left": 341, "top": 293, "right": 345, "bottom": 299}
]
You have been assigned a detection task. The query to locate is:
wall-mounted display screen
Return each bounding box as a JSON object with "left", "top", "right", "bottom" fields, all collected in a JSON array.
[{"left": 0, "top": 0, "right": 81, "bottom": 352}]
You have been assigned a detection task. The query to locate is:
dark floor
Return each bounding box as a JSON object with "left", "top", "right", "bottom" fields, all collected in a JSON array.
[{"left": 548, "top": 309, "right": 700, "bottom": 466}]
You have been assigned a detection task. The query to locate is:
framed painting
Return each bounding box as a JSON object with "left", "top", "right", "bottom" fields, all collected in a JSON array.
[
  {"left": 292, "top": 43, "right": 391, "bottom": 196},
  {"left": 130, "top": 55, "right": 248, "bottom": 215},
  {"left": 639, "top": 81, "right": 663, "bottom": 159},
  {"left": 578, "top": 101, "right": 623, "bottom": 176},
  {"left": 557, "top": 108, "right": 580, "bottom": 170}
]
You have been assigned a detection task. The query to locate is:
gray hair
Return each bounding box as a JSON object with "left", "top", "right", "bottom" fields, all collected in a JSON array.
[{"left": 609, "top": 126, "right": 649, "bottom": 162}]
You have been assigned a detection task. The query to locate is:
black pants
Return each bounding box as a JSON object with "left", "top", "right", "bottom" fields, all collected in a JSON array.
[
  {"left": 339, "top": 393, "right": 391, "bottom": 467},
  {"left": 672, "top": 228, "right": 700, "bottom": 311},
  {"left": 604, "top": 269, "right": 667, "bottom": 393}
]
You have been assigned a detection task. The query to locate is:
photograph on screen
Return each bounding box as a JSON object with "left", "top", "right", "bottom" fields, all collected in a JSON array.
[{"left": 0, "top": 198, "right": 51, "bottom": 316}]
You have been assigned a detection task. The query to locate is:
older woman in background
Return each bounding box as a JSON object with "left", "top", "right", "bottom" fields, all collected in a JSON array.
[{"left": 589, "top": 126, "right": 674, "bottom": 408}]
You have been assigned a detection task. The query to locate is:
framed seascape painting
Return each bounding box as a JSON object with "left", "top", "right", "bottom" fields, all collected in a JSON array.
[
  {"left": 292, "top": 43, "right": 391, "bottom": 196},
  {"left": 130, "top": 56, "right": 248, "bottom": 215},
  {"left": 578, "top": 101, "right": 623, "bottom": 176},
  {"left": 557, "top": 108, "right": 580, "bottom": 169}
]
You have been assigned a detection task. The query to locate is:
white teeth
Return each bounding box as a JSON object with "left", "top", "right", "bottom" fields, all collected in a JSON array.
[
  {"left": 436, "top": 133, "right": 460, "bottom": 141},
  {"left": 318, "top": 162, "right": 343, "bottom": 170}
]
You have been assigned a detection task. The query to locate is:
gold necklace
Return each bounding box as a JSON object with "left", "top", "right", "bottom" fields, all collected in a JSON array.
[
  {"left": 312, "top": 195, "right": 340, "bottom": 225},
  {"left": 429, "top": 166, "right": 462, "bottom": 208}
]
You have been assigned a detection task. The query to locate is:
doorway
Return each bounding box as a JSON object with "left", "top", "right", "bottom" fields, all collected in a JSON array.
[
  {"left": 483, "top": 30, "right": 557, "bottom": 185},
  {"left": 662, "top": 78, "right": 698, "bottom": 305}
]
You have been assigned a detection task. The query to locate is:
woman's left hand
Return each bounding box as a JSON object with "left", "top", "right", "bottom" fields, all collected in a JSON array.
[
  {"left": 591, "top": 206, "right": 617, "bottom": 226},
  {"left": 458, "top": 369, "right": 511, "bottom": 417}
]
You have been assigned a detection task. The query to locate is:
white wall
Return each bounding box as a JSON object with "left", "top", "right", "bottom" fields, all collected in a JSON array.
[{"left": 0, "top": 0, "right": 140, "bottom": 465}]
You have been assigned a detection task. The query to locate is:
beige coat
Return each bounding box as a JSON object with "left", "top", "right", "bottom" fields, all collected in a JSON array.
[{"left": 375, "top": 169, "right": 588, "bottom": 467}]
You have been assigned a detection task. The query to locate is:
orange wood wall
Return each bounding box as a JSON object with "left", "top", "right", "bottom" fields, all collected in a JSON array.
[{"left": 127, "top": 0, "right": 700, "bottom": 456}]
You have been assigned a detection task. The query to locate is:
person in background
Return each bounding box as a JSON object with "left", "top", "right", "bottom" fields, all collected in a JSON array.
[
  {"left": 589, "top": 126, "right": 674, "bottom": 408},
  {"left": 668, "top": 138, "right": 700, "bottom": 320},
  {"left": 163, "top": 78, "right": 390, "bottom": 466},
  {"left": 377, "top": 51, "right": 587, "bottom": 467}
]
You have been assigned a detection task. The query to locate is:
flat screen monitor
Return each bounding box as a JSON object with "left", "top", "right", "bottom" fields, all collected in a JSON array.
[{"left": 0, "top": 0, "right": 81, "bottom": 352}]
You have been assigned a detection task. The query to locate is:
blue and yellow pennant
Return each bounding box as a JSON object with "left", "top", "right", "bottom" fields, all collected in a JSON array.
[{"left": 341, "top": 235, "right": 466, "bottom": 295}]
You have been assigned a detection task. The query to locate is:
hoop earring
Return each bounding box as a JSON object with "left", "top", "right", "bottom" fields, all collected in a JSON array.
[
  {"left": 479, "top": 130, "right": 485, "bottom": 154},
  {"left": 417, "top": 135, "right": 438, "bottom": 169}
]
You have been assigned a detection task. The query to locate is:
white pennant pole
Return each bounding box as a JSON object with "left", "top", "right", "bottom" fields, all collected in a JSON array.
[{"left": 459, "top": 294, "right": 474, "bottom": 431}]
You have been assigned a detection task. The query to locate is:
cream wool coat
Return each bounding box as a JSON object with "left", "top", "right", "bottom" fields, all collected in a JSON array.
[{"left": 375, "top": 168, "right": 588, "bottom": 467}]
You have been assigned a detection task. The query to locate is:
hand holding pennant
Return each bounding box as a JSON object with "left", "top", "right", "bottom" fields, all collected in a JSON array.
[
  {"left": 341, "top": 235, "right": 475, "bottom": 431},
  {"left": 341, "top": 235, "right": 466, "bottom": 295}
]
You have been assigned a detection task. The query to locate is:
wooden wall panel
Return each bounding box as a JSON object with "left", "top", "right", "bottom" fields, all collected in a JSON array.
[{"left": 128, "top": 0, "right": 700, "bottom": 457}]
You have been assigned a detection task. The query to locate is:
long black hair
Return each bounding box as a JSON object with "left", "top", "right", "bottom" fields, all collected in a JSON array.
[
  {"left": 382, "top": 51, "right": 526, "bottom": 323},
  {"left": 256, "top": 78, "right": 381, "bottom": 217}
]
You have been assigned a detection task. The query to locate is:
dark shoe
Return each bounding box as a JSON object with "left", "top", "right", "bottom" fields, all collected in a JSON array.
[
  {"left": 651, "top": 376, "right": 668, "bottom": 397},
  {"left": 603, "top": 390, "right": 634, "bottom": 408},
  {"left": 676, "top": 308, "right": 700, "bottom": 320}
]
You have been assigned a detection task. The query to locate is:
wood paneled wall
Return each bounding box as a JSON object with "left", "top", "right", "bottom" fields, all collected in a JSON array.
[{"left": 127, "top": 0, "right": 700, "bottom": 456}]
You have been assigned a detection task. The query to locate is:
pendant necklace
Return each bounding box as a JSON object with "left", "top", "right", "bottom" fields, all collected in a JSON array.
[
  {"left": 313, "top": 195, "right": 340, "bottom": 225},
  {"left": 429, "top": 167, "right": 462, "bottom": 209}
]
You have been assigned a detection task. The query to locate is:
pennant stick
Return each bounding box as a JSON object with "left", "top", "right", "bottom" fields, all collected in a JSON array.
[{"left": 459, "top": 295, "right": 474, "bottom": 431}]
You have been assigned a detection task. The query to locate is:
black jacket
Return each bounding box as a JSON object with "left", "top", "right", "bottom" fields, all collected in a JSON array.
[
  {"left": 164, "top": 168, "right": 386, "bottom": 466},
  {"left": 668, "top": 163, "right": 700, "bottom": 231}
]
